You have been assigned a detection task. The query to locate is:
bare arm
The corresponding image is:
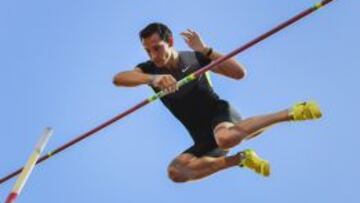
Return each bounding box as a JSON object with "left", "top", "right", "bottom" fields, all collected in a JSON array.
[
  {"left": 113, "top": 68, "right": 178, "bottom": 93},
  {"left": 205, "top": 48, "right": 247, "bottom": 80},
  {"left": 113, "top": 68, "right": 153, "bottom": 87},
  {"left": 181, "top": 29, "right": 247, "bottom": 80}
]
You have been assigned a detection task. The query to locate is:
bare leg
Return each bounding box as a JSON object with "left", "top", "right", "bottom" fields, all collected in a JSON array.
[
  {"left": 167, "top": 110, "right": 291, "bottom": 183},
  {"left": 214, "top": 109, "right": 291, "bottom": 149},
  {"left": 168, "top": 153, "right": 242, "bottom": 183}
]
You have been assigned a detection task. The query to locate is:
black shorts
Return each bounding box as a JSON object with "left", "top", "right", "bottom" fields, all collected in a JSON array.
[{"left": 182, "top": 100, "right": 242, "bottom": 157}]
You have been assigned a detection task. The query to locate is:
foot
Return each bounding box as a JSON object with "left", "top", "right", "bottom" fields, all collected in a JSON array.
[
  {"left": 289, "top": 101, "right": 322, "bottom": 121},
  {"left": 239, "top": 149, "right": 270, "bottom": 177}
]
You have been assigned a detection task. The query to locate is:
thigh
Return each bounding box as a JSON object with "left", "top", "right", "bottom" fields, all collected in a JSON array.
[
  {"left": 213, "top": 121, "right": 235, "bottom": 135},
  {"left": 213, "top": 121, "right": 250, "bottom": 137}
]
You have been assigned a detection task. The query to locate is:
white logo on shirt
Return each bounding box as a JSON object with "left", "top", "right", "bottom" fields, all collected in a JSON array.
[{"left": 182, "top": 65, "right": 191, "bottom": 73}]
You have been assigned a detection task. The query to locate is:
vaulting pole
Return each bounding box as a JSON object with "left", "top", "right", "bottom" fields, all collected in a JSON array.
[
  {"left": 0, "top": 0, "right": 334, "bottom": 185},
  {"left": 5, "top": 128, "right": 53, "bottom": 203}
]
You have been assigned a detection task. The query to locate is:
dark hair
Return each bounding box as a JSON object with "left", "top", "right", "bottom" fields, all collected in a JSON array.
[{"left": 139, "top": 22, "right": 173, "bottom": 43}]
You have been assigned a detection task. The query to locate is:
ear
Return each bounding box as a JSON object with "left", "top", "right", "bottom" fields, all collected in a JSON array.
[{"left": 168, "top": 37, "right": 174, "bottom": 47}]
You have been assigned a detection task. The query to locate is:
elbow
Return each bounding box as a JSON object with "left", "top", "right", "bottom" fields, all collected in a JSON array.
[
  {"left": 113, "top": 74, "right": 123, "bottom": 86},
  {"left": 233, "top": 67, "right": 247, "bottom": 80},
  {"left": 228, "top": 62, "right": 247, "bottom": 80},
  {"left": 234, "top": 71, "right": 246, "bottom": 80}
]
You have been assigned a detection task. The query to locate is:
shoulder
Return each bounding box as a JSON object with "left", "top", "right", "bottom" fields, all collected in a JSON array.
[
  {"left": 179, "top": 51, "right": 211, "bottom": 67},
  {"left": 136, "top": 60, "right": 156, "bottom": 74}
]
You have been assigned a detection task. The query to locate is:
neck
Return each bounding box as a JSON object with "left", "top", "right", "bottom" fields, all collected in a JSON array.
[{"left": 166, "top": 49, "right": 179, "bottom": 69}]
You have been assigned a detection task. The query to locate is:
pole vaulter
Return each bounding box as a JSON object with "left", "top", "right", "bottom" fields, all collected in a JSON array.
[{"left": 0, "top": 0, "right": 334, "bottom": 185}]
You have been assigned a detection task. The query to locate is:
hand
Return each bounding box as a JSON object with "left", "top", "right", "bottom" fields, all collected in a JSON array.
[
  {"left": 181, "top": 29, "right": 208, "bottom": 54},
  {"left": 150, "top": 74, "right": 178, "bottom": 94}
]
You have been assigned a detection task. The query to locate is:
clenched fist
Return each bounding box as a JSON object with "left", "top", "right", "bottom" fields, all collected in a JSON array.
[
  {"left": 181, "top": 29, "right": 208, "bottom": 54},
  {"left": 150, "top": 74, "right": 178, "bottom": 94}
]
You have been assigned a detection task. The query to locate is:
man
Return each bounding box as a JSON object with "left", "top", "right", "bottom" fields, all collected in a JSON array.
[{"left": 113, "top": 22, "right": 322, "bottom": 183}]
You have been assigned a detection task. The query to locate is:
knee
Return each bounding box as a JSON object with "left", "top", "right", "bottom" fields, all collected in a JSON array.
[
  {"left": 215, "top": 133, "right": 237, "bottom": 149},
  {"left": 167, "top": 166, "right": 188, "bottom": 183}
]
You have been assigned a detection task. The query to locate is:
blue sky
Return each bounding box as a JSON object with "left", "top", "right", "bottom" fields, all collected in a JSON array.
[{"left": 0, "top": 0, "right": 359, "bottom": 202}]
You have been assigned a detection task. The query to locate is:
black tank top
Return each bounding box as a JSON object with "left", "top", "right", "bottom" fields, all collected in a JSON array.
[{"left": 137, "top": 51, "right": 222, "bottom": 130}]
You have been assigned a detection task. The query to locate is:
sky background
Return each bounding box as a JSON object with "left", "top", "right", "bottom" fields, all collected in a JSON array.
[{"left": 0, "top": 0, "right": 359, "bottom": 202}]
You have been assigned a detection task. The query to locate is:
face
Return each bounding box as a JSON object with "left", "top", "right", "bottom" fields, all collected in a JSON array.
[{"left": 142, "top": 33, "right": 173, "bottom": 67}]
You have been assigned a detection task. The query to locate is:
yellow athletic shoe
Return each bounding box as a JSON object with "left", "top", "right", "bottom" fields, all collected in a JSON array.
[
  {"left": 289, "top": 101, "right": 322, "bottom": 121},
  {"left": 239, "top": 149, "right": 270, "bottom": 177}
]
